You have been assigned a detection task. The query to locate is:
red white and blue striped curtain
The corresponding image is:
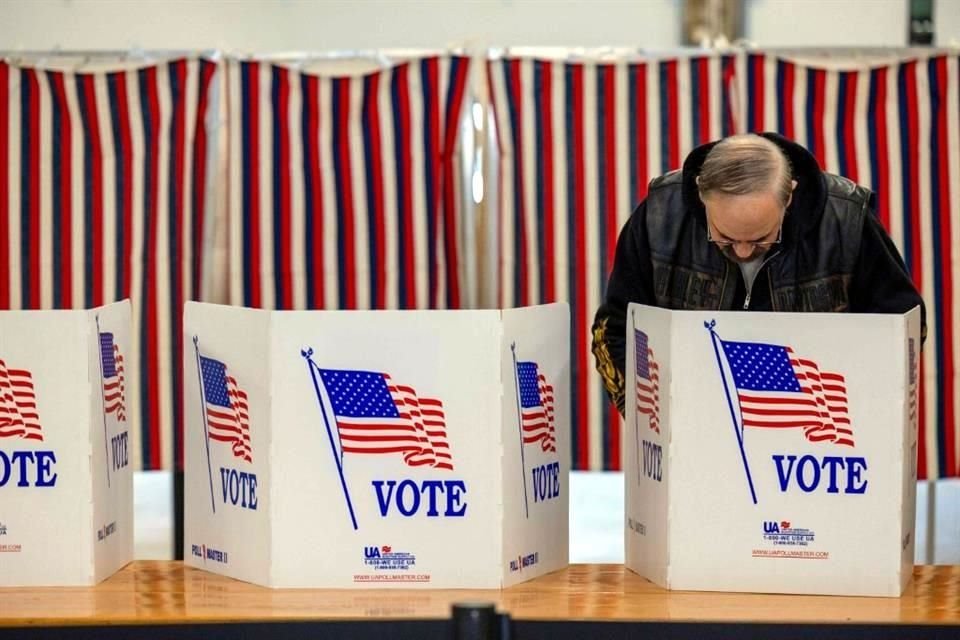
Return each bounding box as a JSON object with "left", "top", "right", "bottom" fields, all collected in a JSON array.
[
  {"left": 226, "top": 55, "right": 471, "bottom": 311},
  {"left": 487, "top": 54, "right": 737, "bottom": 471},
  {"left": 741, "top": 53, "right": 960, "bottom": 480},
  {"left": 0, "top": 57, "right": 220, "bottom": 470}
]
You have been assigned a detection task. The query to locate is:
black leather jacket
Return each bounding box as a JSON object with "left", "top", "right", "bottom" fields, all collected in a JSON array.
[{"left": 592, "top": 133, "right": 926, "bottom": 414}]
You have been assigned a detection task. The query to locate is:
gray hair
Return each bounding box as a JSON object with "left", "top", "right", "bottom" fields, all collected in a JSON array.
[{"left": 697, "top": 134, "right": 793, "bottom": 206}]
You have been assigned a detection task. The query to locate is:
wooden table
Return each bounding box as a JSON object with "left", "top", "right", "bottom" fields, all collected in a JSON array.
[{"left": 2, "top": 562, "right": 959, "bottom": 638}]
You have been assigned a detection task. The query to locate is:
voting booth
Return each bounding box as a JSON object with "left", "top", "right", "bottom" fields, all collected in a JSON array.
[
  {"left": 625, "top": 303, "right": 921, "bottom": 597},
  {"left": 0, "top": 301, "right": 134, "bottom": 586},
  {"left": 184, "top": 302, "right": 569, "bottom": 588}
]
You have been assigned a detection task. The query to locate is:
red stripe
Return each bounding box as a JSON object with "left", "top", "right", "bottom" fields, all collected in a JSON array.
[
  {"left": 397, "top": 65, "right": 416, "bottom": 308},
  {"left": 366, "top": 72, "right": 386, "bottom": 310},
  {"left": 441, "top": 58, "right": 469, "bottom": 308},
  {"left": 602, "top": 63, "right": 619, "bottom": 470},
  {"left": 50, "top": 72, "right": 73, "bottom": 308},
  {"left": 697, "top": 57, "right": 711, "bottom": 143},
  {"left": 171, "top": 60, "right": 187, "bottom": 469},
  {"left": 425, "top": 58, "right": 441, "bottom": 308},
  {"left": 0, "top": 63, "right": 7, "bottom": 308},
  {"left": 247, "top": 63, "right": 262, "bottom": 308},
  {"left": 26, "top": 69, "right": 41, "bottom": 309},
  {"left": 752, "top": 55, "right": 765, "bottom": 132},
  {"left": 337, "top": 79, "right": 356, "bottom": 310},
  {"left": 665, "top": 60, "right": 680, "bottom": 171},
  {"left": 843, "top": 73, "right": 859, "bottom": 183},
  {"left": 277, "top": 66, "right": 293, "bottom": 310},
  {"left": 934, "top": 58, "right": 955, "bottom": 476},
  {"left": 114, "top": 72, "right": 134, "bottom": 300},
  {"left": 144, "top": 67, "right": 162, "bottom": 469},
  {"left": 634, "top": 63, "right": 648, "bottom": 201},
  {"left": 509, "top": 59, "right": 529, "bottom": 306},
  {"left": 81, "top": 75, "right": 105, "bottom": 307},
  {"left": 873, "top": 70, "right": 890, "bottom": 232},
  {"left": 782, "top": 62, "right": 795, "bottom": 140},
  {"left": 192, "top": 62, "right": 215, "bottom": 301},
  {"left": 812, "top": 69, "right": 826, "bottom": 167},
  {"left": 307, "top": 75, "right": 324, "bottom": 308},
  {"left": 540, "top": 60, "right": 555, "bottom": 302},
  {"left": 722, "top": 57, "right": 736, "bottom": 136},
  {"left": 571, "top": 64, "right": 588, "bottom": 470}
]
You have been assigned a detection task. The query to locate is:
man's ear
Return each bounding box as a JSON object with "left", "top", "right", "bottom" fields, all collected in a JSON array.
[{"left": 785, "top": 179, "right": 798, "bottom": 209}]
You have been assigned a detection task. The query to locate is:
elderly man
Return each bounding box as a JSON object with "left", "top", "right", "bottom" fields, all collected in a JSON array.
[{"left": 592, "top": 132, "right": 925, "bottom": 415}]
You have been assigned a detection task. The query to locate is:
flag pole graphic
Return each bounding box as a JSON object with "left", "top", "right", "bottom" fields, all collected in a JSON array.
[
  {"left": 193, "top": 336, "right": 216, "bottom": 514},
  {"left": 95, "top": 315, "right": 111, "bottom": 488},
  {"left": 632, "top": 309, "right": 641, "bottom": 487},
  {"left": 511, "top": 342, "right": 530, "bottom": 519},
  {"left": 303, "top": 348, "right": 359, "bottom": 531},
  {"left": 705, "top": 320, "right": 758, "bottom": 505}
]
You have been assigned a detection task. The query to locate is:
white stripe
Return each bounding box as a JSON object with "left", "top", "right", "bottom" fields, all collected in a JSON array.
[
  {"left": 126, "top": 67, "right": 145, "bottom": 470},
  {"left": 948, "top": 55, "right": 960, "bottom": 475},
  {"left": 520, "top": 57, "right": 538, "bottom": 304},
  {"left": 349, "top": 74, "right": 370, "bottom": 310},
  {"left": 289, "top": 67, "right": 306, "bottom": 311},
  {"left": 319, "top": 76, "right": 338, "bottom": 309},
  {"left": 886, "top": 64, "right": 904, "bottom": 252},
  {"left": 379, "top": 66, "right": 399, "bottom": 310},
  {"left": 582, "top": 62, "right": 602, "bottom": 471},
  {"left": 181, "top": 60, "right": 199, "bottom": 308},
  {"left": 490, "top": 60, "right": 514, "bottom": 307},
  {"left": 853, "top": 68, "right": 872, "bottom": 191},
  {"left": 227, "top": 60, "right": 243, "bottom": 305},
  {"left": 408, "top": 62, "right": 428, "bottom": 309},
  {"left": 95, "top": 71, "right": 118, "bottom": 306},
  {"left": 822, "top": 68, "right": 840, "bottom": 175},
  {"left": 916, "top": 61, "right": 938, "bottom": 480},
  {"left": 155, "top": 62, "right": 174, "bottom": 471},
  {"left": 4, "top": 66, "right": 19, "bottom": 309},
  {"left": 38, "top": 70, "right": 52, "bottom": 310},
  {"left": 258, "top": 62, "right": 274, "bottom": 310},
  {"left": 676, "top": 57, "right": 693, "bottom": 166},
  {"left": 65, "top": 71, "right": 85, "bottom": 309},
  {"left": 551, "top": 59, "right": 568, "bottom": 304}
]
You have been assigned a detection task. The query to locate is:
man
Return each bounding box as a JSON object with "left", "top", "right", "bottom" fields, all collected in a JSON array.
[{"left": 592, "top": 133, "right": 925, "bottom": 415}]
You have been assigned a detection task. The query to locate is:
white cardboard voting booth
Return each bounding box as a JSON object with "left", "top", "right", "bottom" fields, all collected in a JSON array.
[
  {"left": 625, "top": 303, "right": 921, "bottom": 597},
  {"left": 0, "top": 301, "right": 134, "bottom": 586},
  {"left": 184, "top": 301, "right": 569, "bottom": 588}
]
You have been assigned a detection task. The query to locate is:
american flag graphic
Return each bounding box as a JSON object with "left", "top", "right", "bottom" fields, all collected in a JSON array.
[
  {"left": 0, "top": 359, "right": 43, "bottom": 440},
  {"left": 200, "top": 355, "right": 252, "bottom": 463},
  {"left": 634, "top": 329, "right": 660, "bottom": 433},
  {"left": 227, "top": 56, "right": 471, "bottom": 312},
  {"left": 488, "top": 53, "right": 737, "bottom": 471},
  {"left": 99, "top": 332, "right": 126, "bottom": 422},
  {"left": 516, "top": 361, "right": 557, "bottom": 453},
  {"left": 740, "top": 52, "right": 959, "bottom": 478},
  {"left": 0, "top": 57, "right": 220, "bottom": 471},
  {"left": 720, "top": 339, "right": 854, "bottom": 447},
  {"left": 318, "top": 368, "right": 453, "bottom": 470}
]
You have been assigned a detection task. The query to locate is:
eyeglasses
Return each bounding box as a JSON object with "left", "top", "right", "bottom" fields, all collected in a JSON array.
[{"left": 706, "top": 217, "right": 784, "bottom": 250}]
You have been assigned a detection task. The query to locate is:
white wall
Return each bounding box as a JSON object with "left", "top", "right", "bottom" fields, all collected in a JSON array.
[{"left": 745, "top": 0, "right": 908, "bottom": 47}]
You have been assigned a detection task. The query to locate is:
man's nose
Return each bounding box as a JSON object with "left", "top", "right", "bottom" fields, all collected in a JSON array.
[{"left": 733, "top": 242, "right": 754, "bottom": 259}]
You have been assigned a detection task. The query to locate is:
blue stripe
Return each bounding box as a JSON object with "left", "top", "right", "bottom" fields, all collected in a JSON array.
[
  {"left": 19, "top": 70, "right": 31, "bottom": 308},
  {"left": 628, "top": 64, "right": 638, "bottom": 204},
  {"left": 75, "top": 76, "right": 95, "bottom": 309},
  {"left": 167, "top": 62, "right": 184, "bottom": 470},
  {"left": 270, "top": 66, "right": 284, "bottom": 309},
  {"left": 836, "top": 72, "right": 849, "bottom": 178},
  {"left": 747, "top": 55, "right": 758, "bottom": 132},
  {"left": 240, "top": 62, "right": 254, "bottom": 307},
  {"left": 533, "top": 61, "right": 547, "bottom": 302},
  {"left": 502, "top": 59, "right": 524, "bottom": 307},
  {"left": 776, "top": 60, "right": 787, "bottom": 135},
  {"left": 658, "top": 61, "right": 670, "bottom": 174},
  {"left": 596, "top": 65, "right": 611, "bottom": 468},
  {"left": 420, "top": 59, "right": 438, "bottom": 308},
  {"left": 897, "top": 65, "right": 913, "bottom": 277},
  {"left": 47, "top": 72, "right": 64, "bottom": 307},
  {"left": 805, "top": 70, "right": 817, "bottom": 156},
  {"left": 721, "top": 56, "right": 733, "bottom": 137},
  {"left": 137, "top": 67, "right": 154, "bottom": 469},
  {"left": 866, "top": 70, "right": 880, "bottom": 201},
  {"left": 302, "top": 73, "right": 316, "bottom": 308},
  {"left": 332, "top": 78, "right": 348, "bottom": 308},
  {"left": 107, "top": 73, "right": 126, "bottom": 298},
  {"left": 361, "top": 74, "right": 379, "bottom": 309},
  {"left": 927, "top": 59, "right": 947, "bottom": 477},
  {"left": 390, "top": 69, "right": 409, "bottom": 308},
  {"left": 690, "top": 59, "right": 702, "bottom": 146},
  {"left": 564, "top": 63, "right": 580, "bottom": 469}
]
